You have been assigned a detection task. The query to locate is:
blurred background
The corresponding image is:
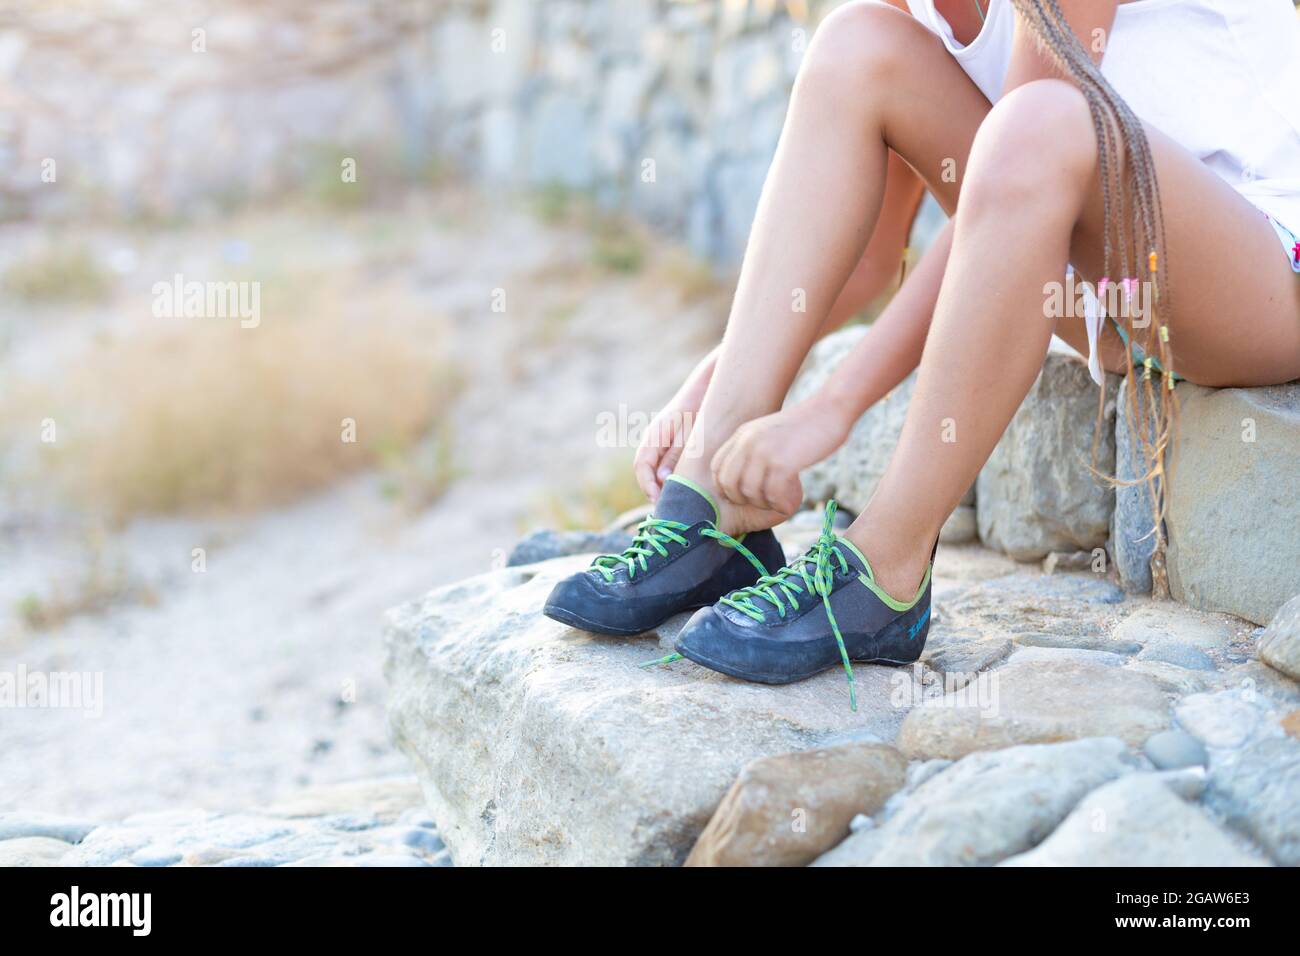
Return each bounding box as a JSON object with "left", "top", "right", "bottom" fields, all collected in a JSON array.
[
  {"left": 0, "top": 0, "right": 867, "bottom": 819},
  {"left": 10, "top": 0, "right": 1285, "bottom": 820}
]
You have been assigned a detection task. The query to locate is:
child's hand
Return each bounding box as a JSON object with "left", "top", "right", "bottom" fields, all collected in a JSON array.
[
  {"left": 711, "top": 400, "right": 851, "bottom": 516},
  {"left": 633, "top": 393, "right": 695, "bottom": 504}
]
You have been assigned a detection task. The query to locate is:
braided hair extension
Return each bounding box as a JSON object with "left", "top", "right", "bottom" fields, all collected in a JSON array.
[{"left": 1009, "top": 0, "right": 1178, "bottom": 595}]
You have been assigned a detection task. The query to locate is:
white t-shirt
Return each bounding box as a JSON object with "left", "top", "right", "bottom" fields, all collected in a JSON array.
[{"left": 906, "top": 0, "right": 1300, "bottom": 235}]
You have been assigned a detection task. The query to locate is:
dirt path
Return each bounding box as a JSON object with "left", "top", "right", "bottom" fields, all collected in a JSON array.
[{"left": 0, "top": 189, "right": 725, "bottom": 819}]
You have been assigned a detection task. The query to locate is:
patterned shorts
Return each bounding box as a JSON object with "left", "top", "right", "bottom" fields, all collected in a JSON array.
[{"left": 1267, "top": 215, "right": 1300, "bottom": 274}]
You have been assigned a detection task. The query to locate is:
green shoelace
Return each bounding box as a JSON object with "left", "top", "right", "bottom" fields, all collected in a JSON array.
[
  {"left": 627, "top": 515, "right": 770, "bottom": 673},
  {"left": 591, "top": 516, "right": 769, "bottom": 583},
  {"left": 717, "top": 501, "right": 858, "bottom": 711}
]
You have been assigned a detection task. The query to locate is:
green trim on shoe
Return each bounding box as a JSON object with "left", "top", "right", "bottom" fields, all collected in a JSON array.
[
  {"left": 855, "top": 565, "right": 931, "bottom": 613},
  {"left": 588, "top": 471, "right": 767, "bottom": 583},
  {"left": 835, "top": 534, "right": 930, "bottom": 612},
  {"left": 832, "top": 535, "right": 873, "bottom": 577},
  {"left": 590, "top": 517, "right": 692, "bottom": 581},
  {"left": 701, "top": 503, "right": 938, "bottom": 710},
  {"left": 662, "top": 474, "right": 720, "bottom": 527}
]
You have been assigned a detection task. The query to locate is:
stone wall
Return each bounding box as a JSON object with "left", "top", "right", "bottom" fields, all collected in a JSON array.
[
  {"left": 0, "top": 0, "right": 842, "bottom": 267},
  {"left": 428, "top": 0, "right": 842, "bottom": 264},
  {"left": 0, "top": 0, "right": 446, "bottom": 220},
  {"left": 5, "top": 1, "right": 1297, "bottom": 255}
]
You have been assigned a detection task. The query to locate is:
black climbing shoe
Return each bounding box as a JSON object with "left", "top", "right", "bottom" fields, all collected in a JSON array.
[
  {"left": 673, "top": 501, "right": 933, "bottom": 710},
  {"left": 543, "top": 475, "right": 785, "bottom": 637}
]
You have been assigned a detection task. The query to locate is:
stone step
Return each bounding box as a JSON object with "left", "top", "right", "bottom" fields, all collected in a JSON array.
[
  {"left": 383, "top": 556, "right": 916, "bottom": 866},
  {"left": 383, "top": 547, "right": 1300, "bottom": 866}
]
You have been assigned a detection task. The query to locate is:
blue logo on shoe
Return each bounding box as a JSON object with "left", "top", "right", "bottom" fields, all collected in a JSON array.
[{"left": 907, "top": 605, "right": 931, "bottom": 640}]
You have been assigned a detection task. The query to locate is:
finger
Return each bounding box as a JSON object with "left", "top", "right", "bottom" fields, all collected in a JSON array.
[
  {"left": 640, "top": 417, "right": 669, "bottom": 458},
  {"left": 709, "top": 438, "right": 733, "bottom": 491},
  {"left": 763, "top": 467, "right": 793, "bottom": 516},
  {"left": 758, "top": 467, "right": 791, "bottom": 515},
  {"left": 781, "top": 475, "right": 805, "bottom": 516},
  {"left": 765, "top": 470, "right": 802, "bottom": 517},
  {"left": 712, "top": 441, "right": 741, "bottom": 504},
  {"left": 659, "top": 443, "right": 683, "bottom": 479},
  {"left": 634, "top": 448, "right": 661, "bottom": 502},
  {"left": 638, "top": 416, "right": 679, "bottom": 497},
  {"left": 636, "top": 464, "right": 660, "bottom": 503},
  {"left": 738, "top": 461, "right": 769, "bottom": 510},
  {"left": 755, "top": 465, "right": 781, "bottom": 513}
]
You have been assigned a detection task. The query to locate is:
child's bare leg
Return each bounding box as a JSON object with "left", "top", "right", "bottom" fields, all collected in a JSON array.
[
  {"left": 672, "top": 3, "right": 988, "bottom": 531},
  {"left": 850, "top": 79, "right": 1300, "bottom": 601},
  {"left": 824, "top": 151, "right": 929, "bottom": 332}
]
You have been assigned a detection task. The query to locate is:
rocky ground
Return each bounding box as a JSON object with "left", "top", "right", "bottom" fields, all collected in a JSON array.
[
  {"left": 14, "top": 531, "right": 1296, "bottom": 867},
  {"left": 0, "top": 776, "right": 451, "bottom": 867},
  {"left": 385, "top": 526, "right": 1300, "bottom": 867}
]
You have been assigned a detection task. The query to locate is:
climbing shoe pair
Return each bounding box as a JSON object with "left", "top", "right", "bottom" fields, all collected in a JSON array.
[{"left": 543, "top": 475, "right": 933, "bottom": 709}]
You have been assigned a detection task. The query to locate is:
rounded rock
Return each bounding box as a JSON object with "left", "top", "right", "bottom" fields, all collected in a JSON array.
[
  {"left": 1143, "top": 730, "right": 1208, "bottom": 770},
  {"left": 0, "top": 837, "right": 74, "bottom": 867},
  {"left": 131, "top": 845, "right": 184, "bottom": 867},
  {"left": 399, "top": 827, "right": 445, "bottom": 854}
]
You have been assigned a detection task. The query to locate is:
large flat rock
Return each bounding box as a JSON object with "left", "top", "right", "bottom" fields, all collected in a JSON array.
[
  {"left": 383, "top": 558, "right": 917, "bottom": 866},
  {"left": 1204, "top": 736, "right": 1300, "bottom": 866},
  {"left": 896, "top": 657, "right": 1171, "bottom": 759},
  {"left": 1165, "top": 383, "right": 1300, "bottom": 625}
]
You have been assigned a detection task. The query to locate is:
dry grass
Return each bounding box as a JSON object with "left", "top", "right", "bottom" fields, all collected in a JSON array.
[
  {"left": 590, "top": 221, "right": 646, "bottom": 275},
  {"left": 520, "top": 184, "right": 732, "bottom": 346},
  {"left": 649, "top": 248, "right": 730, "bottom": 306},
  {"left": 15, "top": 535, "right": 157, "bottom": 632},
  {"left": 529, "top": 181, "right": 583, "bottom": 226},
  {"left": 376, "top": 421, "right": 459, "bottom": 513},
  {"left": 526, "top": 458, "right": 646, "bottom": 532},
  {"left": 6, "top": 278, "right": 455, "bottom": 520},
  {"left": 525, "top": 184, "right": 650, "bottom": 275},
  {"left": 3, "top": 244, "right": 112, "bottom": 304}
]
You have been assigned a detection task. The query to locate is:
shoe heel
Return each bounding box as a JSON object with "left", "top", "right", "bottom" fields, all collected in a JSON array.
[{"left": 863, "top": 600, "right": 930, "bottom": 665}]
